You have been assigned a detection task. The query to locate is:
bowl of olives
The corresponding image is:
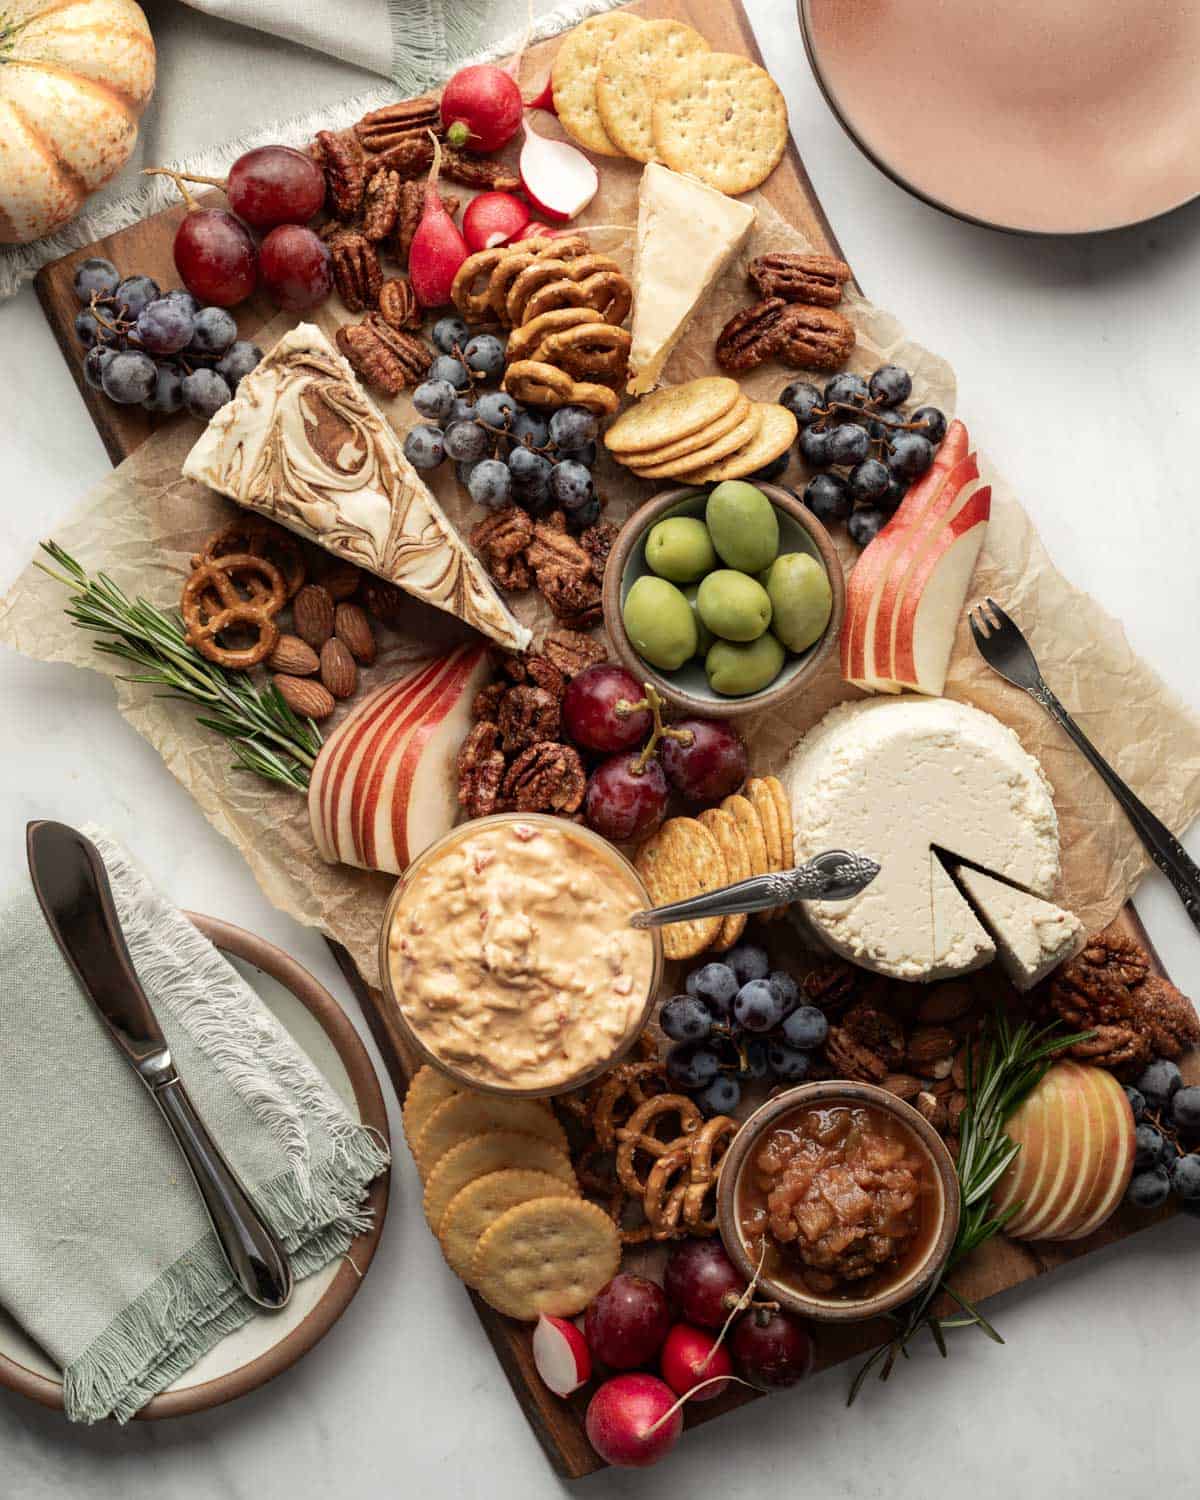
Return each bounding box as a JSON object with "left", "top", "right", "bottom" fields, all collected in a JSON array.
[{"left": 603, "top": 481, "right": 844, "bottom": 718}]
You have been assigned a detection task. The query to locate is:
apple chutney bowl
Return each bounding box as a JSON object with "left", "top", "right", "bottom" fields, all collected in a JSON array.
[
  {"left": 378, "top": 813, "right": 664, "bottom": 1099},
  {"left": 716, "top": 1081, "right": 961, "bottom": 1323},
  {"left": 602, "top": 482, "right": 845, "bottom": 720}
]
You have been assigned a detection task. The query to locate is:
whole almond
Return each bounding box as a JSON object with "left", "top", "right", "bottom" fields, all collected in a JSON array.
[
  {"left": 293, "top": 584, "right": 335, "bottom": 649},
  {"left": 334, "top": 601, "right": 376, "bottom": 664},
  {"left": 267, "top": 633, "right": 320, "bottom": 676},
  {"left": 916, "top": 980, "right": 974, "bottom": 1024},
  {"left": 320, "top": 637, "right": 357, "bottom": 699},
  {"left": 273, "top": 673, "right": 335, "bottom": 721},
  {"left": 907, "top": 1025, "right": 957, "bottom": 1069},
  {"left": 322, "top": 560, "right": 364, "bottom": 602},
  {"left": 881, "top": 1073, "right": 923, "bottom": 1102}
]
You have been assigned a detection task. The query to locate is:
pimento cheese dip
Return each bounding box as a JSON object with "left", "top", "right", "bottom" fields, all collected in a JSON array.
[{"left": 387, "top": 818, "right": 656, "bottom": 1092}]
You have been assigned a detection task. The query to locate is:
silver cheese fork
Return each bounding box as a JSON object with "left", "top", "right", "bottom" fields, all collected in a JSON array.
[
  {"left": 969, "top": 596, "right": 1200, "bottom": 935},
  {"left": 629, "top": 850, "right": 880, "bottom": 929}
]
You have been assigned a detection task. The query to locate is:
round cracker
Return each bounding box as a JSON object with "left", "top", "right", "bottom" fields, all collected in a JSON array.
[
  {"left": 698, "top": 805, "right": 752, "bottom": 952},
  {"left": 605, "top": 376, "right": 740, "bottom": 455},
  {"left": 402, "top": 1065, "right": 459, "bottom": 1150},
  {"left": 440, "top": 1169, "right": 577, "bottom": 1286},
  {"left": 652, "top": 52, "right": 788, "bottom": 195},
  {"left": 472, "top": 1196, "right": 621, "bottom": 1320},
  {"left": 413, "top": 1093, "right": 566, "bottom": 1182},
  {"left": 747, "top": 776, "right": 784, "bottom": 896},
  {"left": 596, "top": 20, "right": 710, "bottom": 163},
  {"left": 423, "top": 1131, "right": 577, "bottom": 1234},
  {"left": 722, "top": 793, "right": 769, "bottom": 880},
  {"left": 552, "top": 12, "right": 644, "bottom": 157},
  {"left": 692, "top": 404, "right": 798, "bottom": 482},
  {"left": 763, "top": 772, "right": 795, "bottom": 919},
  {"left": 634, "top": 816, "right": 726, "bottom": 960},
  {"left": 627, "top": 405, "right": 764, "bottom": 480},
  {"left": 621, "top": 394, "right": 751, "bottom": 467}
]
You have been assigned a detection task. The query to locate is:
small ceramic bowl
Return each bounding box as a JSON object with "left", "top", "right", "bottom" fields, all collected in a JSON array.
[
  {"left": 377, "top": 813, "right": 663, "bottom": 1099},
  {"left": 602, "top": 483, "right": 844, "bottom": 719},
  {"left": 716, "top": 1081, "right": 961, "bottom": 1324}
]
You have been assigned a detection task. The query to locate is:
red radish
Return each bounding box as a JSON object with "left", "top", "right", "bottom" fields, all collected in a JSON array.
[
  {"left": 585, "top": 1375, "right": 682, "bottom": 1468},
  {"left": 463, "top": 191, "right": 531, "bottom": 251},
  {"left": 525, "top": 74, "right": 557, "bottom": 113},
  {"left": 508, "top": 220, "right": 564, "bottom": 243},
  {"left": 408, "top": 134, "right": 470, "bottom": 307},
  {"left": 441, "top": 63, "right": 524, "bottom": 152},
  {"left": 660, "top": 1324, "right": 732, "bottom": 1401},
  {"left": 519, "top": 114, "right": 598, "bottom": 223},
  {"left": 532, "top": 1315, "right": 591, "bottom": 1397}
]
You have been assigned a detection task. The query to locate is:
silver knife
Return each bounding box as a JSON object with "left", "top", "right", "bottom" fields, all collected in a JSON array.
[
  {"left": 26, "top": 821, "right": 293, "bottom": 1310},
  {"left": 630, "top": 849, "right": 880, "bottom": 928}
]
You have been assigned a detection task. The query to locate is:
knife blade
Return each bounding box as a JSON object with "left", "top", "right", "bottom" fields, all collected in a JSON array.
[{"left": 27, "top": 821, "right": 293, "bottom": 1310}]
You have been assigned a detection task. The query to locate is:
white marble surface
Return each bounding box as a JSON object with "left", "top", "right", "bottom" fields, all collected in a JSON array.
[{"left": 4, "top": 2, "right": 1200, "bottom": 1496}]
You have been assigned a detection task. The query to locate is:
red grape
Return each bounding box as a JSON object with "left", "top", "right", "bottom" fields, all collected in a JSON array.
[
  {"left": 259, "top": 224, "right": 333, "bottom": 311},
  {"left": 584, "top": 754, "right": 668, "bottom": 843},
  {"left": 659, "top": 1323, "right": 732, "bottom": 1400},
  {"left": 663, "top": 1239, "right": 746, "bottom": 1329},
  {"left": 174, "top": 208, "right": 257, "bottom": 307},
  {"left": 226, "top": 145, "right": 325, "bottom": 229},
  {"left": 730, "top": 1309, "right": 815, "bottom": 1389},
  {"left": 563, "top": 664, "right": 651, "bottom": 752},
  {"left": 660, "top": 719, "right": 749, "bottom": 803},
  {"left": 584, "top": 1274, "right": 670, "bottom": 1370}
]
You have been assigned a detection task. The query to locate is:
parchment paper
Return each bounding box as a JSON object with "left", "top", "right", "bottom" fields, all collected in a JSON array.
[{"left": 4, "top": 156, "right": 1200, "bottom": 989}]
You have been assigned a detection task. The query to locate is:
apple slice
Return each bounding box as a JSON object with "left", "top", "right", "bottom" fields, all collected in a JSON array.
[
  {"left": 1021, "top": 1062, "right": 1100, "bottom": 1240},
  {"left": 1064, "top": 1070, "right": 1136, "bottom": 1240}
]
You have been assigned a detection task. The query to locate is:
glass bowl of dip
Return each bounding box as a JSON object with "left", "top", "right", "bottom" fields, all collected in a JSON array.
[
  {"left": 378, "top": 813, "right": 664, "bottom": 1098},
  {"left": 716, "top": 1081, "right": 961, "bottom": 1323}
]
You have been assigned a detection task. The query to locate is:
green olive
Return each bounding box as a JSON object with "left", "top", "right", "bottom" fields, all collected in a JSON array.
[
  {"left": 705, "top": 481, "right": 779, "bottom": 573},
  {"left": 623, "top": 575, "right": 697, "bottom": 671},
  {"left": 762, "top": 552, "right": 833, "bottom": 653},
  {"left": 706, "top": 634, "right": 787, "bottom": 696},
  {"left": 696, "top": 569, "right": 772, "bottom": 642},
  {"left": 644, "top": 515, "right": 716, "bottom": 583},
  {"left": 683, "top": 583, "right": 715, "bottom": 658}
]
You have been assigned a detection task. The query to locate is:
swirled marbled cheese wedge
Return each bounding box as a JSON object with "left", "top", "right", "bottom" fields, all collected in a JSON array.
[{"left": 182, "top": 324, "right": 530, "bottom": 651}]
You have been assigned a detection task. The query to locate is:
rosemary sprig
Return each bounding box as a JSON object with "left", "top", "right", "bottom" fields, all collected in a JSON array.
[
  {"left": 848, "top": 1009, "right": 1096, "bottom": 1404},
  {"left": 36, "top": 541, "right": 322, "bottom": 793}
]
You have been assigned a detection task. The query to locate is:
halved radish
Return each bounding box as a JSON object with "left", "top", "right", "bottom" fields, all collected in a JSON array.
[
  {"left": 519, "top": 114, "right": 598, "bottom": 223},
  {"left": 533, "top": 1314, "right": 591, "bottom": 1397}
]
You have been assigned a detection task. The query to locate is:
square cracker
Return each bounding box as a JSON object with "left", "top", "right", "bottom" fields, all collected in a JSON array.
[
  {"left": 472, "top": 1196, "right": 621, "bottom": 1320},
  {"left": 651, "top": 52, "right": 788, "bottom": 195},
  {"left": 634, "top": 816, "right": 726, "bottom": 960},
  {"left": 552, "top": 12, "right": 643, "bottom": 157},
  {"left": 596, "top": 19, "right": 710, "bottom": 163},
  {"left": 698, "top": 806, "right": 751, "bottom": 951}
]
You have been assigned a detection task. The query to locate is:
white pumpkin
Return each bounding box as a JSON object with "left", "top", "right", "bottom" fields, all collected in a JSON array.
[{"left": 0, "top": 0, "right": 155, "bottom": 244}]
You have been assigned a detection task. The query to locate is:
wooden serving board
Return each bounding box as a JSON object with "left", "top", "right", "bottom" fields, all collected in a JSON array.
[{"left": 32, "top": 0, "right": 1187, "bottom": 1478}]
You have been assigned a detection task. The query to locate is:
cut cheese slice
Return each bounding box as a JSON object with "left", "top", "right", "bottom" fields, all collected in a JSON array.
[
  {"left": 954, "top": 865, "right": 1083, "bottom": 990},
  {"left": 930, "top": 854, "right": 994, "bottom": 977},
  {"left": 182, "top": 324, "right": 530, "bottom": 651},
  {"left": 627, "top": 163, "right": 756, "bottom": 395}
]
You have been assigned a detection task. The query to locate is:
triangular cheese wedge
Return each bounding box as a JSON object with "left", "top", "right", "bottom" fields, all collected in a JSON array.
[
  {"left": 182, "top": 324, "right": 531, "bottom": 651},
  {"left": 627, "top": 163, "right": 755, "bottom": 395},
  {"left": 954, "top": 865, "right": 1083, "bottom": 990}
]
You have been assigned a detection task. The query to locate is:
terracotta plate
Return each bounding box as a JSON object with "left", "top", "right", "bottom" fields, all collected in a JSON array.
[{"left": 0, "top": 914, "right": 390, "bottom": 1419}]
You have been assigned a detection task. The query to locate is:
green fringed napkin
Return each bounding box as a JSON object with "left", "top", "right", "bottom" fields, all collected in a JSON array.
[{"left": 0, "top": 829, "right": 388, "bottom": 1423}]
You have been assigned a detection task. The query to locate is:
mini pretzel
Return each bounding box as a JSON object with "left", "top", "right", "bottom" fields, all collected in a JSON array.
[
  {"left": 451, "top": 246, "right": 510, "bottom": 322},
  {"left": 181, "top": 555, "right": 284, "bottom": 669},
  {"left": 522, "top": 270, "right": 632, "bottom": 329},
  {"left": 644, "top": 1143, "right": 693, "bottom": 1240},
  {"left": 505, "top": 307, "right": 598, "bottom": 364},
  {"left": 503, "top": 360, "right": 619, "bottom": 415},
  {"left": 592, "top": 1060, "right": 671, "bottom": 1150},
  {"left": 538, "top": 322, "right": 631, "bottom": 383},
  {"left": 506, "top": 232, "right": 590, "bottom": 260},
  {"left": 615, "top": 1093, "right": 702, "bottom": 1195},
  {"left": 506, "top": 255, "right": 624, "bottom": 327},
  {"left": 195, "top": 517, "right": 307, "bottom": 601},
  {"left": 680, "top": 1115, "right": 739, "bottom": 1236}
]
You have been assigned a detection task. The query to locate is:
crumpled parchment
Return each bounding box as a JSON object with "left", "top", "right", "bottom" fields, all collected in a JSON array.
[{"left": 3, "top": 157, "right": 1199, "bottom": 990}]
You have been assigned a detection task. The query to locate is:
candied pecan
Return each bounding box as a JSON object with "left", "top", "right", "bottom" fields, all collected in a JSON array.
[
  {"left": 471, "top": 506, "right": 534, "bottom": 592},
  {"left": 498, "top": 684, "right": 561, "bottom": 752},
  {"left": 580, "top": 520, "right": 618, "bottom": 579},
  {"left": 842, "top": 1003, "right": 906, "bottom": 1068},
  {"left": 457, "top": 720, "right": 507, "bottom": 817},
  {"left": 371, "top": 132, "right": 436, "bottom": 179},
  {"left": 527, "top": 519, "right": 602, "bottom": 627},
  {"left": 776, "top": 303, "right": 857, "bottom": 372},
  {"left": 472, "top": 681, "right": 509, "bottom": 721},
  {"left": 335, "top": 315, "right": 430, "bottom": 395},
  {"left": 362, "top": 167, "right": 402, "bottom": 241},
  {"left": 377, "top": 277, "right": 420, "bottom": 331},
  {"left": 442, "top": 146, "right": 521, "bottom": 192},
  {"left": 1067, "top": 1026, "right": 1151, "bottom": 1076},
  {"left": 389, "top": 179, "right": 461, "bottom": 265},
  {"left": 315, "top": 128, "right": 366, "bottom": 220},
  {"left": 540, "top": 629, "right": 607, "bottom": 678},
  {"left": 503, "top": 741, "right": 586, "bottom": 814},
  {"left": 715, "top": 298, "right": 789, "bottom": 372},
  {"left": 355, "top": 96, "right": 441, "bottom": 152},
  {"left": 802, "top": 959, "right": 861, "bottom": 1017},
  {"left": 748, "top": 252, "right": 852, "bottom": 307},
  {"left": 824, "top": 1026, "right": 888, "bottom": 1083},
  {"left": 330, "top": 230, "right": 383, "bottom": 312},
  {"left": 523, "top": 654, "right": 567, "bottom": 700}
]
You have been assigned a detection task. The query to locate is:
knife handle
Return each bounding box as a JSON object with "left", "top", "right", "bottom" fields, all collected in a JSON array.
[{"left": 153, "top": 1077, "right": 293, "bottom": 1310}]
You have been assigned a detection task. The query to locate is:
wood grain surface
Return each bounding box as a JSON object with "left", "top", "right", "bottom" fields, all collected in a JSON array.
[{"left": 32, "top": 0, "right": 1184, "bottom": 1479}]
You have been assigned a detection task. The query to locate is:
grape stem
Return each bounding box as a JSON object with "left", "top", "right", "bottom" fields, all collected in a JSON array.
[
  {"left": 616, "top": 683, "right": 693, "bottom": 775},
  {"left": 141, "top": 165, "right": 212, "bottom": 212}
]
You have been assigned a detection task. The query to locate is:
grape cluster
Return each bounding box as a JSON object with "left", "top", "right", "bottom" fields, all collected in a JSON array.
[
  {"left": 660, "top": 946, "right": 829, "bottom": 1116},
  {"left": 1124, "top": 1061, "right": 1200, "bottom": 1213},
  {"left": 405, "top": 316, "right": 603, "bottom": 528},
  {"left": 778, "top": 364, "right": 947, "bottom": 547},
  {"left": 72, "top": 257, "right": 262, "bottom": 419}
]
